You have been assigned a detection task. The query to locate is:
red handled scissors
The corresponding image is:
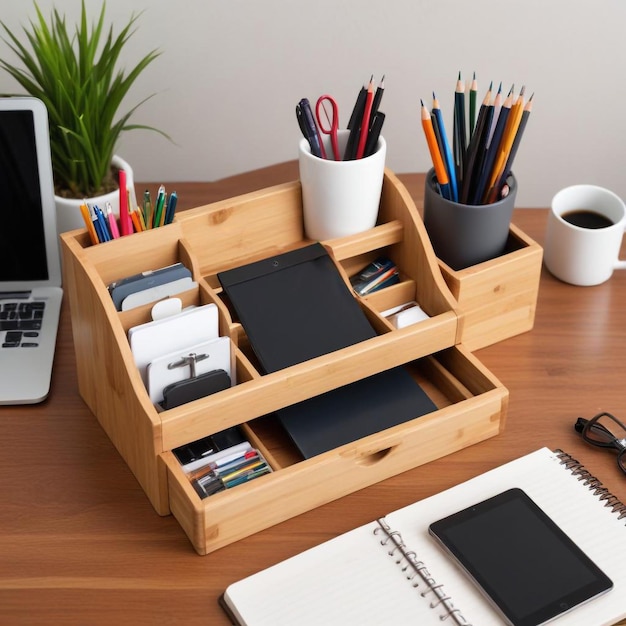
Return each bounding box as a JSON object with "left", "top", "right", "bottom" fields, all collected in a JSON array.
[{"left": 315, "top": 95, "right": 340, "bottom": 160}]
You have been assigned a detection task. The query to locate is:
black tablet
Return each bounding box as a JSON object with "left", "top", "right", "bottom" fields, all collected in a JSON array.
[{"left": 429, "top": 488, "right": 613, "bottom": 626}]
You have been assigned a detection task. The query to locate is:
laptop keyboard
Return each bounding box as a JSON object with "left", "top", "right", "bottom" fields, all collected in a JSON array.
[{"left": 1, "top": 301, "right": 45, "bottom": 347}]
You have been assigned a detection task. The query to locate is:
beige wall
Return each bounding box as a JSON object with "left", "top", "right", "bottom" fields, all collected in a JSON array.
[{"left": 1, "top": 0, "right": 625, "bottom": 207}]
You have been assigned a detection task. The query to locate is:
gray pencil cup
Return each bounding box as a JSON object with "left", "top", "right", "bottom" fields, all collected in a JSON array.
[{"left": 423, "top": 168, "right": 517, "bottom": 270}]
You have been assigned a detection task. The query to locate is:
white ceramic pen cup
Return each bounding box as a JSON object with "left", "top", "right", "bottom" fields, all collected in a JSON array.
[
  {"left": 298, "top": 129, "right": 386, "bottom": 241},
  {"left": 544, "top": 185, "right": 626, "bottom": 286}
]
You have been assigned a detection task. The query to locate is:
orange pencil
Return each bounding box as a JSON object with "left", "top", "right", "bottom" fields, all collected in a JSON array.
[
  {"left": 420, "top": 100, "right": 451, "bottom": 200},
  {"left": 79, "top": 202, "right": 98, "bottom": 245}
]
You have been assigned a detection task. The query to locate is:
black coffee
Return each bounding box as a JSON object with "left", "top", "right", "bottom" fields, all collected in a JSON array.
[{"left": 561, "top": 209, "right": 614, "bottom": 229}]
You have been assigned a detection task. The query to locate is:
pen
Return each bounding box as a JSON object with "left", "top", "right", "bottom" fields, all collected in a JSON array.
[
  {"left": 344, "top": 81, "right": 367, "bottom": 160},
  {"left": 143, "top": 189, "right": 153, "bottom": 229},
  {"left": 165, "top": 190, "right": 178, "bottom": 224},
  {"left": 347, "top": 83, "right": 366, "bottom": 130},
  {"left": 355, "top": 76, "right": 374, "bottom": 159},
  {"left": 91, "top": 205, "right": 109, "bottom": 242},
  {"left": 296, "top": 98, "right": 323, "bottom": 158},
  {"left": 364, "top": 111, "right": 385, "bottom": 158},
  {"left": 219, "top": 459, "right": 266, "bottom": 483},
  {"left": 118, "top": 169, "right": 132, "bottom": 236},
  {"left": 105, "top": 202, "right": 120, "bottom": 239},
  {"left": 214, "top": 456, "right": 261, "bottom": 479},
  {"left": 153, "top": 184, "right": 166, "bottom": 228},
  {"left": 223, "top": 466, "right": 271, "bottom": 488}
]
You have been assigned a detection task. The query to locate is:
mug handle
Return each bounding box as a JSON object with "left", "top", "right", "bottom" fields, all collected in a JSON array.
[{"left": 616, "top": 223, "right": 626, "bottom": 270}]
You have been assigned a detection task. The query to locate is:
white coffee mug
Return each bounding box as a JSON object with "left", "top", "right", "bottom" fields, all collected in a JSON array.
[
  {"left": 544, "top": 185, "right": 626, "bottom": 286},
  {"left": 298, "top": 129, "right": 386, "bottom": 241}
]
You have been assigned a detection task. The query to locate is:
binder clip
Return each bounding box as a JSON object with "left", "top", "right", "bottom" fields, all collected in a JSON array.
[{"left": 161, "top": 352, "right": 231, "bottom": 410}]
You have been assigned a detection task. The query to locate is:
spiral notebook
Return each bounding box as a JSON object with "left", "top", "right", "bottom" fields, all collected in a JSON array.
[{"left": 220, "top": 448, "right": 626, "bottom": 626}]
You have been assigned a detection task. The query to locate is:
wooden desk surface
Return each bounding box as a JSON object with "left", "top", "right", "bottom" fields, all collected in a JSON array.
[{"left": 2, "top": 165, "right": 625, "bottom": 625}]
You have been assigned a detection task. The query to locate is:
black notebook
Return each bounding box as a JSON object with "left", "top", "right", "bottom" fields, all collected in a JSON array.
[
  {"left": 221, "top": 448, "right": 626, "bottom": 625},
  {"left": 276, "top": 367, "right": 436, "bottom": 459},
  {"left": 217, "top": 243, "right": 377, "bottom": 372},
  {"left": 218, "top": 244, "right": 436, "bottom": 457}
]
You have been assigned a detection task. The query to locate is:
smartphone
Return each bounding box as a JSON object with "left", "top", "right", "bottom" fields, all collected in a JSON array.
[{"left": 429, "top": 488, "right": 613, "bottom": 626}]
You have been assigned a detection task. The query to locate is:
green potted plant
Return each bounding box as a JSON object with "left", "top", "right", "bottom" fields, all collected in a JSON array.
[{"left": 0, "top": 1, "right": 168, "bottom": 232}]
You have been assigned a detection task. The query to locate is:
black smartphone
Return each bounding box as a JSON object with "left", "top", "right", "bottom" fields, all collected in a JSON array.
[{"left": 429, "top": 488, "right": 613, "bottom": 626}]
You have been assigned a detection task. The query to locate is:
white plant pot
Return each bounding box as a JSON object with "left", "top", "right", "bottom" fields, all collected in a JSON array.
[{"left": 54, "top": 155, "right": 135, "bottom": 235}]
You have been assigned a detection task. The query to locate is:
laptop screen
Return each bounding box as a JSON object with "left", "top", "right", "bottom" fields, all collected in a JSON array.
[{"left": 0, "top": 109, "right": 49, "bottom": 282}]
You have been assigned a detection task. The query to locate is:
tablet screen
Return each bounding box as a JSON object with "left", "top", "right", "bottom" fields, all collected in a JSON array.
[{"left": 429, "top": 488, "right": 612, "bottom": 626}]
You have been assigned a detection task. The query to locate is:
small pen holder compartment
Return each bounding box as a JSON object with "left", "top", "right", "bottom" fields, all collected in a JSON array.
[{"left": 437, "top": 223, "right": 543, "bottom": 350}]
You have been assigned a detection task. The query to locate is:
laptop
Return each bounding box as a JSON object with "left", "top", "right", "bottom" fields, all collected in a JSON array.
[{"left": 0, "top": 97, "right": 63, "bottom": 405}]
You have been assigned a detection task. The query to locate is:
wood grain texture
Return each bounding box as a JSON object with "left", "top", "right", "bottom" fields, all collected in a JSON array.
[{"left": 1, "top": 163, "right": 625, "bottom": 625}]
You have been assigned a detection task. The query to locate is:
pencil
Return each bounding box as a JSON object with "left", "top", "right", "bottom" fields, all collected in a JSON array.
[
  {"left": 130, "top": 208, "right": 142, "bottom": 233},
  {"left": 490, "top": 93, "right": 534, "bottom": 202},
  {"left": 486, "top": 82, "right": 503, "bottom": 149},
  {"left": 453, "top": 71, "right": 467, "bottom": 183},
  {"left": 431, "top": 92, "right": 458, "bottom": 202},
  {"left": 460, "top": 83, "right": 492, "bottom": 204},
  {"left": 79, "top": 201, "right": 99, "bottom": 245},
  {"left": 469, "top": 71, "right": 478, "bottom": 138},
  {"left": 472, "top": 86, "right": 512, "bottom": 204},
  {"left": 421, "top": 99, "right": 451, "bottom": 201},
  {"left": 370, "top": 75, "right": 385, "bottom": 123},
  {"left": 485, "top": 86, "right": 525, "bottom": 201}
]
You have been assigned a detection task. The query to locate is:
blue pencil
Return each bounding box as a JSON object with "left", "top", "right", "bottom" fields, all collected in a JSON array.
[{"left": 431, "top": 93, "right": 458, "bottom": 202}]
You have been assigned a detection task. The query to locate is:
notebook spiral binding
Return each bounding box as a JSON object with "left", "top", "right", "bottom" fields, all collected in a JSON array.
[
  {"left": 555, "top": 449, "right": 626, "bottom": 521},
  {"left": 374, "top": 518, "right": 472, "bottom": 625}
]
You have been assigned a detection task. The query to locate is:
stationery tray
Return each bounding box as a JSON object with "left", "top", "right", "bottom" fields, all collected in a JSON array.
[{"left": 60, "top": 169, "right": 508, "bottom": 555}]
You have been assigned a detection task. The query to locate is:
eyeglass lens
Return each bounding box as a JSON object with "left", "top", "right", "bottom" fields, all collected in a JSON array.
[
  {"left": 584, "top": 413, "right": 626, "bottom": 447},
  {"left": 583, "top": 412, "right": 626, "bottom": 475}
]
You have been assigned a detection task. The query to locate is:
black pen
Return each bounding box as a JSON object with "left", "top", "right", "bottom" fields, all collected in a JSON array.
[
  {"left": 364, "top": 111, "right": 385, "bottom": 158},
  {"left": 296, "top": 98, "right": 323, "bottom": 158},
  {"left": 344, "top": 81, "right": 368, "bottom": 160}
]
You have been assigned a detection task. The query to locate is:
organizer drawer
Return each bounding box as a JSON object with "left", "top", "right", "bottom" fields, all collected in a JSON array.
[{"left": 162, "top": 344, "right": 507, "bottom": 555}]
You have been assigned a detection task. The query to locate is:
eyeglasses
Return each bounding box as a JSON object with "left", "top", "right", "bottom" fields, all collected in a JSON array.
[{"left": 574, "top": 412, "right": 626, "bottom": 475}]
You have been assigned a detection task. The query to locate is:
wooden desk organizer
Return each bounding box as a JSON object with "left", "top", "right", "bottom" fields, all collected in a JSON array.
[
  {"left": 437, "top": 225, "right": 543, "bottom": 351},
  {"left": 60, "top": 169, "right": 508, "bottom": 555}
]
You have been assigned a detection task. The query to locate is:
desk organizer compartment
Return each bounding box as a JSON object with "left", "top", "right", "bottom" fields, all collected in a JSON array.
[
  {"left": 436, "top": 224, "right": 543, "bottom": 351},
  {"left": 61, "top": 169, "right": 508, "bottom": 555}
]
